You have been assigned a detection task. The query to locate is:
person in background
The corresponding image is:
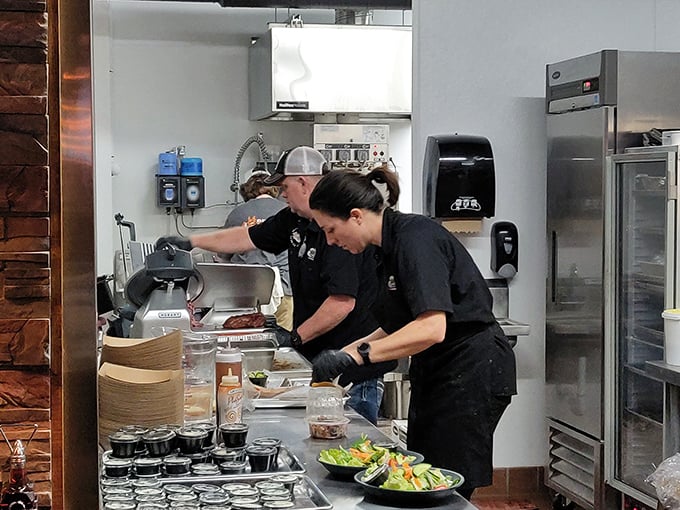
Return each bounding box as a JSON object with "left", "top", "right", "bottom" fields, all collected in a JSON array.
[
  {"left": 156, "top": 146, "right": 395, "bottom": 424},
  {"left": 222, "top": 168, "right": 293, "bottom": 330},
  {"left": 307, "top": 167, "right": 517, "bottom": 500}
]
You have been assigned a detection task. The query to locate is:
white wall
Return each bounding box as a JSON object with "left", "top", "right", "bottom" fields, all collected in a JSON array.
[
  {"left": 413, "top": 0, "right": 680, "bottom": 468},
  {"left": 94, "top": 3, "right": 412, "bottom": 275}
]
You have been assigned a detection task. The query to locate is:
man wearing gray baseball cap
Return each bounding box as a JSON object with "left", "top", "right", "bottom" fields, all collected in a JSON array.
[
  {"left": 156, "top": 146, "right": 394, "bottom": 423},
  {"left": 262, "top": 146, "right": 330, "bottom": 185}
]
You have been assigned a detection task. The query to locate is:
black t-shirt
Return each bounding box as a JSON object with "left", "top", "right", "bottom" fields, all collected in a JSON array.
[
  {"left": 373, "top": 208, "right": 495, "bottom": 335},
  {"left": 248, "top": 208, "right": 378, "bottom": 360},
  {"left": 374, "top": 209, "right": 516, "bottom": 398}
]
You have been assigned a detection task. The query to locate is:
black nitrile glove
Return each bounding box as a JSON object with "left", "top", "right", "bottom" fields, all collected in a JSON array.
[
  {"left": 155, "top": 235, "right": 192, "bottom": 252},
  {"left": 273, "top": 326, "right": 293, "bottom": 348},
  {"left": 312, "top": 349, "right": 357, "bottom": 383},
  {"left": 273, "top": 326, "right": 302, "bottom": 349}
]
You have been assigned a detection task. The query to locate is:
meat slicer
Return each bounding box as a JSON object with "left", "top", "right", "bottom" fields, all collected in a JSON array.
[{"left": 125, "top": 244, "right": 197, "bottom": 338}]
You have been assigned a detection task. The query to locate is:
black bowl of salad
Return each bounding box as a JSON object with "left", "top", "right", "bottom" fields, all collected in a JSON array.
[
  {"left": 317, "top": 435, "right": 424, "bottom": 478},
  {"left": 354, "top": 463, "right": 464, "bottom": 506}
]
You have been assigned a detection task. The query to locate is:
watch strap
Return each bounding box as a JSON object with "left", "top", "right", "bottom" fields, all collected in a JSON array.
[
  {"left": 357, "top": 342, "right": 372, "bottom": 365},
  {"left": 291, "top": 329, "right": 303, "bottom": 349}
]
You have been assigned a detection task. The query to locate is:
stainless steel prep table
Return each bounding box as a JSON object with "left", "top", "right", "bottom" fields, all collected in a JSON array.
[{"left": 243, "top": 407, "right": 478, "bottom": 510}]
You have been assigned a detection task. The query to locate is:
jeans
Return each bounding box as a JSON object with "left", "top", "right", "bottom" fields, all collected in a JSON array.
[{"left": 347, "top": 378, "right": 384, "bottom": 425}]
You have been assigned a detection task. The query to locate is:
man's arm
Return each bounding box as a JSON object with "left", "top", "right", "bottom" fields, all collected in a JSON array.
[
  {"left": 296, "top": 294, "right": 355, "bottom": 343},
  {"left": 189, "top": 225, "right": 256, "bottom": 255}
]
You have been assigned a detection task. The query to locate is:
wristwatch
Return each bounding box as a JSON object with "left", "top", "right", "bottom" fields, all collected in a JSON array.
[
  {"left": 357, "top": 342, "right": 372, "bottom": 365},
  {"left": 291, "top": 329, "right": 303, "bottom": 350}
]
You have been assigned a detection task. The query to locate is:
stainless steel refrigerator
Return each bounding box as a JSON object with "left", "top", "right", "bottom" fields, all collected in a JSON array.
[{"left": 546, "top": 50, "right": 680, "bottom": 510}]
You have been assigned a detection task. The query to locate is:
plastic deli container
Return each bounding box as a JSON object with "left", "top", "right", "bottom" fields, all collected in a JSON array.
[
  {"left": 663, "top": 309, "right": 680, "bottom": 365},
  {"left": 306, "top": 415, "right": 350, "bottom": 439}
]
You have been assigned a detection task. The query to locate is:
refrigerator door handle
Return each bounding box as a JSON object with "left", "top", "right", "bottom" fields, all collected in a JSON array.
[{"left": 551, "top": 230, "right": 557, "bottom": 303}]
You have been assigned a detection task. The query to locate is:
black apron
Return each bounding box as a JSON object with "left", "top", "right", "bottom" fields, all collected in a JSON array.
[
  {"left": 372, "top": 211, "right": 516, "bottom": 490},
  {"left": 407, "top": 323, "right": 514, "bottom": 490}
]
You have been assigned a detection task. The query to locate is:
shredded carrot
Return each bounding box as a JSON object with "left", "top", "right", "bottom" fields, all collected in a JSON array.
[
  {"left": 403, "top": 465, "right": 413, "bottom": 480},
  {"left": 388, "top": 457, "right": 398, "bottom": 470},
  {"left": 349, "top": 448, "right": 372, "bottom": 461}
]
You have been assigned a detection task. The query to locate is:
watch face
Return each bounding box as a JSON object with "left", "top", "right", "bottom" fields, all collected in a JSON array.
[{"left": 358, "top": 343, "right": 371, "bottom": 363}]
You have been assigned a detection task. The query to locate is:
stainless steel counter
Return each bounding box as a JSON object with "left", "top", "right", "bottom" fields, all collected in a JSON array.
[
  {"left": 646, "top": 360, "right": 680, "bottom": 459},
  {"left": 243, "top": 407, "right": 477, "bottom": 510}
]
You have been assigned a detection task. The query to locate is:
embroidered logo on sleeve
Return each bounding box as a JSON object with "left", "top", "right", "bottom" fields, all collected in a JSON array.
[
  {"left": 243, "top": 215, "right": 263, "bottom": 227},
  {"left": 387, "top": 275, "right": 397, "bottom": 291}
]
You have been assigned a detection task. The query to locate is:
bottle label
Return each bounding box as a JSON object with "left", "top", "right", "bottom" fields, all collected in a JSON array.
[{"left": 219, "top": 387, "right": 243, "bottom": 425}]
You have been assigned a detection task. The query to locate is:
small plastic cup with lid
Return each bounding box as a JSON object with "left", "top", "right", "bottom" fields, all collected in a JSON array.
[
  {"left": 163, "top": 455, "right": 191, "bottom": 476},
  {"left": 133, "top": 457, "right": 162, "bottom": 477},
  {"left": 176, "top": 426, "right": 209, "bottom": 454},
  {"left": 192, "top": 420, "right": 217, "bottom": 449},
  {"left": 199, "top": 492, "right": 231, "bottom": 505},
  {"left": 119, "top": 424, "right": 149, "bottom": 453},
  {"left": 219, "top": 422, "right": 249, "bottom": 448},
  {"left": 251, "top": 437, "right": 282, "bottom": 465},
  {"left": 108, "top": 431, "right": 140, "bottom": 458},
  {"left": 103, "top": 457, "right": 132, "bottom": 478},
  {"left": 219, "top": 459, "right": 247, "bottom": 474},
  {"left": 190, "top": 462, "right": 221, "bottom": 476},
  {"left": 190, "top": 482, "right": 223, "bottom": 493},
  {"left": 142, "top": 428, "right": 176, "bottom": 457},
  {"left": 183, "top": 450, "right": 209, "bottom": 464},
  {"left": 167, "top": 492, "right": 198, "bottom": 503},
  {"left": 245, "top": 444, "right": 277, "bottom": 472},
  {"left": 103, "top": 502, "right": 136, "bottom": 510},
  {"left": 136, "top": 504, "right": 169, "bottom": 510},
  {"left": 270, "top": 474, "right": 298, "bottom": 495}
]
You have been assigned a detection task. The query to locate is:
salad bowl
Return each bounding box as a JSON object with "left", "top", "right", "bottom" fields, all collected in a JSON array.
[
  {"left": 354, "top": 465, "right": 464, "bottom": 506},
  {"left": 317, "top": 436, "right": 424, "bottom": 478}
]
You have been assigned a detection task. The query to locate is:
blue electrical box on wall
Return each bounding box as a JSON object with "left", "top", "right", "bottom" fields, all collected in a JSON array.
[{"left": 158, "top": 152, "right": 178, "bottom": 175}]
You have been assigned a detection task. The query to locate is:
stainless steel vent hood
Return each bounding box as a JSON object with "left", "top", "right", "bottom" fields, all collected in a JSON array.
[{"left": 248, "top": 24, "right": 412, "bottom": 121}]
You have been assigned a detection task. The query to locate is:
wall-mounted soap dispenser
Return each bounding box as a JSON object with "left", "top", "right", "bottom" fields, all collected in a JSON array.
[{"left": 491, "top": 221, "right": 518, "bottom": 278}]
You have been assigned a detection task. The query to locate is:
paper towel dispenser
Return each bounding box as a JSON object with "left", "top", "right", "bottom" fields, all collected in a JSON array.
[
  {"left": 249, "top": 24, "right": 411, "bottom": 121},
  {"left": 423, "top": 134, "right": 496, "bottom": 219}
]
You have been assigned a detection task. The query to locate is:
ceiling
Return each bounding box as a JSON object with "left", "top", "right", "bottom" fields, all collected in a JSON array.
[{"left": 149, "top": 0, "right": 411, "bottom": 8}]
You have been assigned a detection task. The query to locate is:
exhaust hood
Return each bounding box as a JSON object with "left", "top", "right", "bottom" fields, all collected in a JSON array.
[{"left": 248, "top": 24, "right": 411, "bottom": 121}]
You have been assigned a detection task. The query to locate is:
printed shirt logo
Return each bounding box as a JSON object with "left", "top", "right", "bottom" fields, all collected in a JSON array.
[
  {"left": 243, "top": 215, "right": 264, "bottom": 227},
  {"left": 387, "top": 275, "right": 397, "bottom": 291},
  {"left": 450, "top": 196, "right": 482, "bottom": 212},
  {"left": 290, "top": 229, "right": 302, "bottom": 247}
]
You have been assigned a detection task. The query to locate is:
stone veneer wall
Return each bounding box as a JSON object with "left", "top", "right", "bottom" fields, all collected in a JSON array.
[{"left": 0, "top": 0, "right": 52, "bottom": 507}]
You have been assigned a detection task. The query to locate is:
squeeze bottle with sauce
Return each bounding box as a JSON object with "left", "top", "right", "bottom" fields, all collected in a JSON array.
[
  {"left": 217, "top": 369, "right": 243, "bottom": 426},
  {"left": 215, "top": 347, "right": 242, "bottom": 402}
]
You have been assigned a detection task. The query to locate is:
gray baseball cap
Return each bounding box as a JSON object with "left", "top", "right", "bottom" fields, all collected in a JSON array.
[{"left": 264, "top": 146, "right": 329, "bottom": 185}]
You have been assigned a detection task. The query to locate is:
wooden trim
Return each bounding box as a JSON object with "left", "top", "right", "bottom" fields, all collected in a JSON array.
[{"left": 47, "top": 0, "right": 62, "bottom": 504}]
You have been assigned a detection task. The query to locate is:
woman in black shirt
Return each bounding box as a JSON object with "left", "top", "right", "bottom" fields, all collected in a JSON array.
[{"left": 308, "top": 167, "right": 517, "bottom": 500}]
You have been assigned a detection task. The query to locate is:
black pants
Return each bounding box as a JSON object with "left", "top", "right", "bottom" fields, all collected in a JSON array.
[{"left": 460, "top": 394, "right": 512, "bottom": 500}]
